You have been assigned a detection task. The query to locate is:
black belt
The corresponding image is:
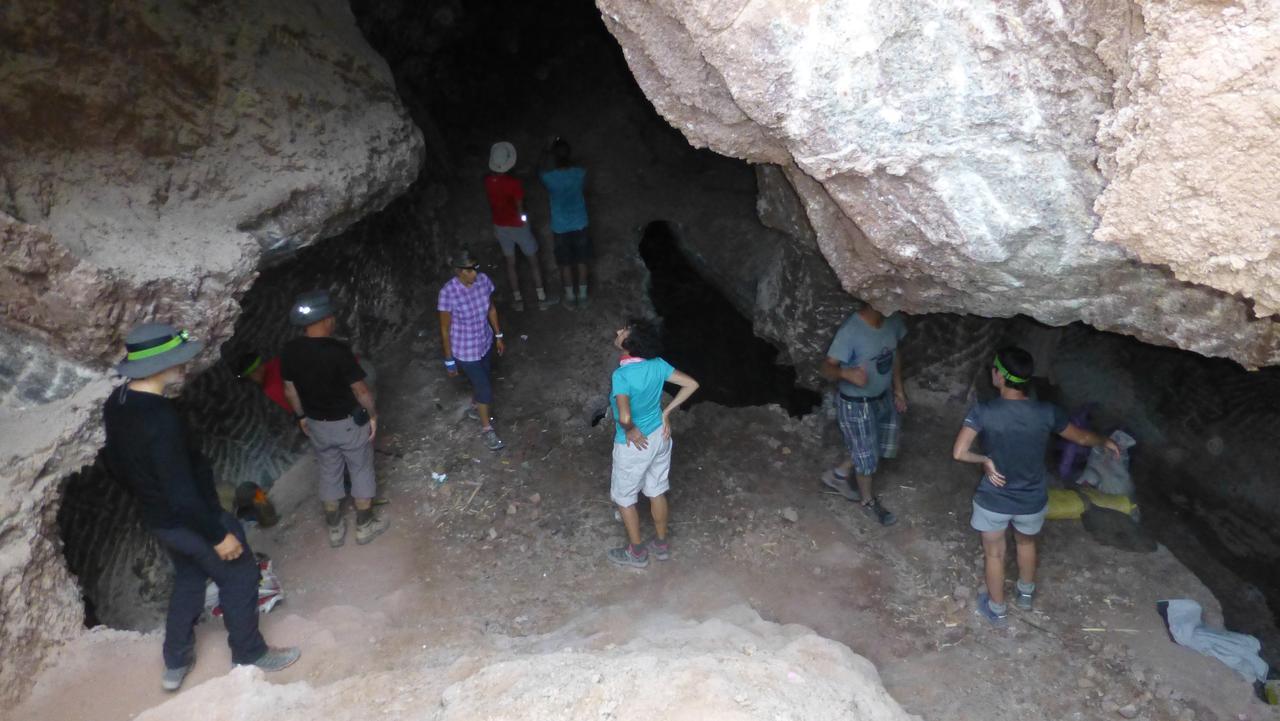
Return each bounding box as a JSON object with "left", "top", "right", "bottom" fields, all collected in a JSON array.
[
  {"left": 839, "top": 391, "right": 886, "bottom": 403},
  {"left": 306, "top": 412, "right": 351, "bottom": 422}
]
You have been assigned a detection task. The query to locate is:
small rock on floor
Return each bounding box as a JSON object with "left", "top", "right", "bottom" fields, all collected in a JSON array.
[{"left": 780, "top": 507, "right": 799, "bottom": 523}]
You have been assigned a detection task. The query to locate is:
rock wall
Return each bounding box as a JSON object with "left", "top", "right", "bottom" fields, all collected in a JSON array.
[
  {"left": 0, "top": 0, "right": 422, "bottom": 705},
  {"left": 596, "top": 0, "right": 1280, "bottom": 367}
]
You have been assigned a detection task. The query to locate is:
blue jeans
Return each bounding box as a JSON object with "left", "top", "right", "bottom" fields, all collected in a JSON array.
[{"left": 150, "top": 513, "right": 267, "bottom": 668}]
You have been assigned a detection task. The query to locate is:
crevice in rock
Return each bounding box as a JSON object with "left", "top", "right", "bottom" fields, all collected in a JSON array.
[{"left": 639, "top": 220, "right": 822, "bottom": 417}]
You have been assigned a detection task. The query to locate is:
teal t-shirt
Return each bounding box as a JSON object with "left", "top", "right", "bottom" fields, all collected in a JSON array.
[
  {"left": 539, "top": 167, "right": 588, "bottom": 233},
  {"left": 610, "top": 357, "right": 675, "bottom": 444},
  {"left": 826, "top": 312, "right": 907, "bottom": 398}
]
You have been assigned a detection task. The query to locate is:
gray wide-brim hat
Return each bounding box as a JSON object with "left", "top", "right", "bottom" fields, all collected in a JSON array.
[
  {"left": 290, "top": 289, "right": 335, "bottom": 327},
  {"left": 488, "top": 141, "right": 517, "bottom": 173},
  {"left": 115, "top": 323, "right": 204, "bottom": 379}
]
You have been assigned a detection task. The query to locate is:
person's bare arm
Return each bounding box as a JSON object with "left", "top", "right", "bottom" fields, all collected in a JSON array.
[
  {"left": 1060, "top": 424, "right": 1121, "bottom": 458},
  {"left": 351, "top": 380, "right": 378, "bottom": 441},
  {"left": 952, "top": 425, "right": 1005, "bottom": 486},
  {"left": 659, "top": 370, "right": 700, "bottom": 438},
  {"left": 284, "top": 381, "right": 309, "bottom": 436},
  {"left": 820, "top": 356, "right": 869, "bottom": 387},
  {"left": 488, "top": 300, "right": 505, "bottom": 356},
  {"left": 439, "top": 310, "right": 458, "bottom": 376},
  {"left": 616, "top": 394, "right": 647, "bottom": 449}
]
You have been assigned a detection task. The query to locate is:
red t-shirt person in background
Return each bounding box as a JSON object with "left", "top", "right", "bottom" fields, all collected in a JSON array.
[
  {"left": 483, "top": 141, "right": 553, "bottom": 312},
  {"left": 235, "top": 354, "right": 292, "bottom": 413}
]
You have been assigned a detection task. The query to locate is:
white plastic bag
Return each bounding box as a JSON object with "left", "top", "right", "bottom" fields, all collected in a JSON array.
[
  {"left": 205, "top": 552, "right": 284, "bottom": 617},
  {"left": 1077, "top": 430, "right": 1137, "bottom": 497}
]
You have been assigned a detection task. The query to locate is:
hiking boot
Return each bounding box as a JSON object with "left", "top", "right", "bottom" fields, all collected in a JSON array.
[
  {"left": 327, "top": 519, "right": 347, "bottom": 548},
  {"left": 247, "top": 646, "right": 301, "bottom": 672},
  {"left": 607, "top": 544, "right": 649, "bottom": 568},
  {"left": 512, "top": 298, "right": 525, "bottom": 312},
  {"left": 862, "top": 497, "right": 897, "bottom": 526},
  {"left": 976, "top": 592, "right": 1009, "bottom": 628},
  {"left": 820, "top": 468, "right": 862, "bottom": 502},
  {"left": 538, "top": 296, "right": 559, "bottom": 310},
  {"left": 161, "top": 661, "right": 193, "bottom": 692},
  {"left": 1015, "top": 587, "right": 1035, "bottom": 612},
  {"left": 482, "top": 428, "right": 505, "bottom": 451},
  {"left": 646, "top": 537, "right": 671, "bottom": 561},
  {"left": 356, "top": 514, "right": 390, "bottom": 545}
]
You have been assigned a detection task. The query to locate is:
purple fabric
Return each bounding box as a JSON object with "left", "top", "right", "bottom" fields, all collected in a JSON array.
[{"left": 438, "top": 273, "right": 495, "bottom": 362}]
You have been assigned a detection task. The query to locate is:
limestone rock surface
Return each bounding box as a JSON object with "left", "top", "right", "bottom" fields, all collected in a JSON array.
[
  {"left": 1095, "top": 0, "right": 1280, "bottom": 318},
  {"left": 0, "top": 0, "right": 422, "bottom": 704},
  {"left": 597, "top": 0, "right": 1280, "bottom": 367}
]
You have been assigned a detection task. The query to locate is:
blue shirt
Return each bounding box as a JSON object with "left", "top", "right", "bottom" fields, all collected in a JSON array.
[
  {"left": 540, "top": 167, "right": 588, "bottom": 233},
  {"left": 965, "top": 399, "right": 1070, "bottom": 514},
  {"left": 610, "top": 357, "right": 675, "bottom": 444},
  {"left": 825, "top": 312, "right": 907, "bottom": 398}
]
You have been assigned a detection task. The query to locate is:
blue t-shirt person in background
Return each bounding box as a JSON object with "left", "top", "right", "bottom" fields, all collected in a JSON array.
[
  {"left": 952, "top": 346, "right": 1120, "bottom": 626},
  {"left": 539, "top": 138, "right": 594, "bottom": 306},
  {"left": 826, "top": 310, "right": 907, "bottom": 399}
]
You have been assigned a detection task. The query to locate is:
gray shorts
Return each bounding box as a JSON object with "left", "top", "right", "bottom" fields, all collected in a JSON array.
[
  {"left": 970, "top": 500, "right": 1047, "bottom": 535},
  {"left": 610, "top": 430, "right": 672, "bottom": 507},
  {"left": 493, "top": 224, "right": 538, "bottom": 257},
  {"left": 307, "top": 416, "right": 376, "bottom": 502}
]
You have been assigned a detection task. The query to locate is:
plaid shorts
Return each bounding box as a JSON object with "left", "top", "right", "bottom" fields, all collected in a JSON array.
[{"left": 836, "top": 392, "right": 900, "bottom": 476}]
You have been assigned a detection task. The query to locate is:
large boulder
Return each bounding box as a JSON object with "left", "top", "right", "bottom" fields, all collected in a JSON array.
[
  {"left": 0, "top": 0, "right": 422, "bottom": 704},
  {"left": 596, "top": 0, "right": 1280, "bottom": 367}
]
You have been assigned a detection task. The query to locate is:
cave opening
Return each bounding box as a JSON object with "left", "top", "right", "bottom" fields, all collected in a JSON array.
[{"left": 639, "top": 220, "right": 822, "bottom": 416}]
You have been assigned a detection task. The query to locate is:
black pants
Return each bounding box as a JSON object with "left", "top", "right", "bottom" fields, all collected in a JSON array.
[{"left": 150, "top": 513, "right": 268, "bottom": 668}]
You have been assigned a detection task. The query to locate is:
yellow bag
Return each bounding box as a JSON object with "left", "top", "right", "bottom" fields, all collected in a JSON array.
[
  {"left": 1046, "top": 488, "right": 1139, "bottom": 521},
  {"left": 1046, "top": 488, "right": 1087, "bottom": 520}
]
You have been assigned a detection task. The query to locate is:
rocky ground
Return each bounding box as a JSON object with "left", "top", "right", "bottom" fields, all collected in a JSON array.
[{"left": 14, "top": 267, "right": 1273, "bottom": 719}]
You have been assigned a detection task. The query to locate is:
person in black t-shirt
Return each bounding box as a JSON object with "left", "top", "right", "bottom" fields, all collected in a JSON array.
[
  {"left": 280, "top": 290, "right": 388, "bottom": 548},
  {"left": 103, "top": 323, "right": 299, "bottom": 692}
]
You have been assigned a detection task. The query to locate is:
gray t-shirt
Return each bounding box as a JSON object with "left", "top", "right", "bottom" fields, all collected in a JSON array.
[
  {"left": 826, "top": 312, "right": 907, "bottom": 398},
  {"left": 964, "top": 398, "right": 1070, "bottom": 515}
]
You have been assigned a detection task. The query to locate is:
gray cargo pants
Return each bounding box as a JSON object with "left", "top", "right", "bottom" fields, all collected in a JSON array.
[{"left": 307, "top": 416, "right": 376, "bottom": 502}]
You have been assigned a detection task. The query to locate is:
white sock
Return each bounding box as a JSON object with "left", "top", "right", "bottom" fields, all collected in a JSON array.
[
  {"left": 564, "top": 285, "right": 576, "bottom": 300},
  {"left": 578, "top": 285, "right": 589, "bottom": 300},
  {"left": 512, "top": 292, "right": 523, "bottom": 301},
  {"left": 535, "top": 287, "right": 546, "bottom": 301}
]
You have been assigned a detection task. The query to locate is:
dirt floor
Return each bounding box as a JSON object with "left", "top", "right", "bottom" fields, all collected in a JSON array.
[{"left": 15, "top": 262, "right": 1276, "bottom": 720}]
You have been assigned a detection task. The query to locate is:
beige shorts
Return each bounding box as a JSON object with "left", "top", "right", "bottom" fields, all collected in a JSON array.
[{"left": 610, "top": 429, "right": 672, "bottom": 507}]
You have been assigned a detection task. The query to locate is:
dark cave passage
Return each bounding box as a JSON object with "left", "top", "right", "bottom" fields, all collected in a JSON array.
[{"left": 639, "top": 221, "right": 822, "bottom": 416}]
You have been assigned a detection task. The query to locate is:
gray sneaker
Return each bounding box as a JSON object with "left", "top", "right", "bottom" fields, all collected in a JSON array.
[
  {"left": 161, "top": 661, "right": 193, "bottom": 692},
  {"left": 537, "top": 295, "right": 559, "bottom": 310},
  {"left": 862, "top": 497, "right": 898, "bottom": 526},
  {"left": 482, "top": 428, "right": 505, "bottom": 451},
  {"left": 327, "top": 519, "right": 346, "bottom": 548},
  {"left": 512, "top": 299, "right": 525, "bottom": 312},
  {"left": 247, "top": 646, "right": 301, "bottom": 672},
  {"left": 356, "top": 514, "right": 390, "bottom": 545},
  {"left": 646, "top": 537, "right": 671, "bottom": 561},
  {"left": 1015, "top": 587, "right": 1035, "bottom": 611},
  {"left": 607, "top": 545, "right": 649, "bottom": 568},
  {"left": 820, "top": 468, "right": 862, "bottom": 502}
]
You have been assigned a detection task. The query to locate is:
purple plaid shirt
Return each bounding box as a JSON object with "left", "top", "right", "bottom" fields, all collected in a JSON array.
[{"left": 438, "top": 273, "right": 495, "bottom": 361}]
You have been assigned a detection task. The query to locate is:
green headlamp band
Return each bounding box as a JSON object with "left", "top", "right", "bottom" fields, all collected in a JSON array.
[
  {"left": 126, "top": 330, "right": 189, "bottom": 361},
  {"left": 239, "top": 355, "right": 263, "bottom": 377},
  {"left": 993, "top": 356, "right": 1027, "bottom": 384}
]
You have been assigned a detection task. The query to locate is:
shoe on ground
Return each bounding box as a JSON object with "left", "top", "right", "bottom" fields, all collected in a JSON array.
[
  {"left": 466, "top": 407, "right": 495, "bottom": 422},
  {"left": 512, "top": 299, "right": 525, "bottom": 312},
  {"left": 577, "top": 296, "right": 591, "bottom": 309},
  {"left": 482, "top": 428, "right": 505, "bottom": 451},
  {"left": 646, "top": 537, "right": 671, "bottom": 561},
  {"left": 820, "top": 468, "right": 862, "bottom": 502},
  {"left": 161, "top": 661, "right": 193, "bottom": 692},
  {"left": 356, "top": 514, "right": 390, "bottom": 545},
  {"left": 248, "top": 646, "right": 301, "bottom": 672},
  {"left": 976, "top": 592, "right": 1009, "bottom": 628},
  {"left": 862, "top": 497, "right": 897, "bottom": 526},
  {"left": 372, "top": 495, "right": 390, "bottom": 507},
  {"left": 607, "top": 545, "right": 649, "bottom": 568},
  {"left": 1015, "top": 587, "right": 1035, "bottom": 611},
  {"left": 327, "top": 519, "right": 346, "bottom": 548},
  {"left": 538, "top": 296, "right": 559, "bottom": 310}
]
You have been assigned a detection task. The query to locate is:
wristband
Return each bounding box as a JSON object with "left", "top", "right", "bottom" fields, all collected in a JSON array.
[
  {"left": 444, "top": 358, "right": 456, "bottom": 367},
  {"left": 495, "top": 333, "right": 504, "bottom": 339}
]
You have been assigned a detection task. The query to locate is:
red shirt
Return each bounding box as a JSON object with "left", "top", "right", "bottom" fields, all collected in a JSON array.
[
  {"left": 484, "top": 173, "right": 525, "bottom": 227},
  {"left": 260, "top": 357, "right": 292, "bottom": 413}
]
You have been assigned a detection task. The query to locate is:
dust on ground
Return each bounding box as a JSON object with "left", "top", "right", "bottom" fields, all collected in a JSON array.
[{"left": 15, "top": 271, "right": 1272, "bottom": 721}]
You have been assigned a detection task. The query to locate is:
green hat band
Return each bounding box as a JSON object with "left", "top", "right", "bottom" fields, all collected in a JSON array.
[
  {"left": 126, "top": 330, "right": 189, "bottom": 361},
  {"left": 993, "top": 355, "right": 1027, "bottom": 384},
  {"left": 238, "top": 355, "right": 263, "bottom": 377}
]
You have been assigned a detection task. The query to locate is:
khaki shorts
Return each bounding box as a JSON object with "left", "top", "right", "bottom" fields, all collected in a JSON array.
[
  {"left": 970, "top": 500, "right": 1048, "bottom": 535},
  {"left": 610, "top": 429, "right": 672, "bottom": 507}
]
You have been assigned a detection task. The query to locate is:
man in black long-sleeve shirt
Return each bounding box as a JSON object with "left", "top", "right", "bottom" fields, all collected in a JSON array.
[{"left": 103, "top": 323, "right": 299, "bottom": 692}]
